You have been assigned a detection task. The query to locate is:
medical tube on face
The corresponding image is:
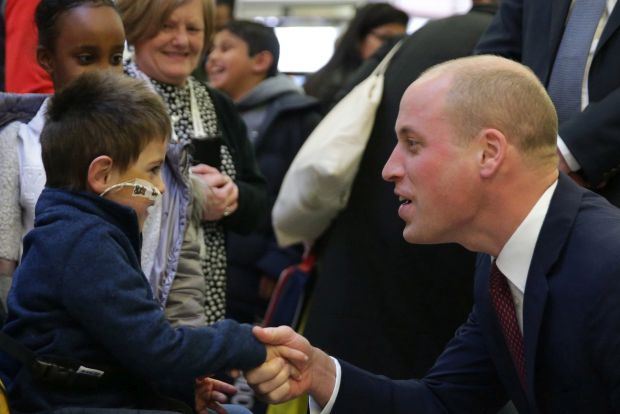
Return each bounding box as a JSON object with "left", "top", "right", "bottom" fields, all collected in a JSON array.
[{"left": 99, "top": 178, "right": 161, "bottom": 202}]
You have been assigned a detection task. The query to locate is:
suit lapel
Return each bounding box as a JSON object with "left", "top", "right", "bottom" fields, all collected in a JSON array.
[
  {"left": 596, "top": 2, "right": 620, "bottom": 53},
  {"left": 522, "top": 174, "right": 583, "bottom": 403}
]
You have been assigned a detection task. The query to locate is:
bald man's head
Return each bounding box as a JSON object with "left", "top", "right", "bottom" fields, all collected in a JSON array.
[{"left": 411, "top": 55, "right": 558, "bottom": 168}]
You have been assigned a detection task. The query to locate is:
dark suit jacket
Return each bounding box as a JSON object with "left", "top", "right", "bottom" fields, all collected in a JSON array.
[
  {"left": 332, "top": 174, "right": 620, "bottom": 413},
  {"left": 475, "top": 0, "right": 620, "bottom": 206},
  {"left": 303, "top": 5, "right": 496, "bottom": 379}
]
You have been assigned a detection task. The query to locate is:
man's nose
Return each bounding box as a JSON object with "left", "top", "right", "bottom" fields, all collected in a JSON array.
[{"left": 382, "top": 144, "right": 403, "bottom": 182}]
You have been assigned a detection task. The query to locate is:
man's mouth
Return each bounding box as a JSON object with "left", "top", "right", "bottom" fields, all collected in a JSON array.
[{"left": 399, "top": 196, "right": 412, "bottom": 206}]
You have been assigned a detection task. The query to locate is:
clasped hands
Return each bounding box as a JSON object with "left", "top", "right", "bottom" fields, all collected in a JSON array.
[
  {"left": 191, "top": 164, "right": 238, "bottom": 221},
  {"left": 195, "top": 326, "right": 335, "bottom": 412},
  {"left": 195, "top": 326, "right": 316, "bottom": 413},
  {"left": 246, "top": 326, "right": 336, "bottom": 407}
]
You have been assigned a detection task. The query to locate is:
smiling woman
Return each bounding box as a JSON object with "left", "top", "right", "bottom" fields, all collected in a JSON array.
[{"left": 117, "top": 0, "right": 268, "bottom": 327}]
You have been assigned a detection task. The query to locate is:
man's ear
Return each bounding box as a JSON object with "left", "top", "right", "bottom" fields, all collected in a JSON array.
[
  {"left": 251, "top": 51, "right": 274, "bottom": 75},
  {"left": 87, "top": 156, "right": 115, "bottom": 194},
  {"left": 477, "top": 128, "right": 507, "bottom": 179},
  {"left": 37, "top": 46, "right": 54, "bottom": 77}
]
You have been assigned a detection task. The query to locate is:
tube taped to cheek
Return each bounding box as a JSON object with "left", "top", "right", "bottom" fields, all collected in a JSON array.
[{"left": 99, "top": 178, "right": 161, "bottom": 202}]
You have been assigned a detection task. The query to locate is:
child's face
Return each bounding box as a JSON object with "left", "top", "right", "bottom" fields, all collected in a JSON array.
[
  {"left": 207, "top": 29, "right": 259, "bottom": 100},
  {"left": 39, "top": 5, "right": 125, "bottom": 90},
  {"left": 103, "top": 139, "right": 167, "bottom": 230}
]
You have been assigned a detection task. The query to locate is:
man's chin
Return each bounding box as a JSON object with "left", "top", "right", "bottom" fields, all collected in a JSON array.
[{"left": 403, "top": 227, "right": 437, "bottom": 245}]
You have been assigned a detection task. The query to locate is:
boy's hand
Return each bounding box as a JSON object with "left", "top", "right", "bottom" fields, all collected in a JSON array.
[{"left": 195, "top": 376, "right": 238, "bottom": 414}]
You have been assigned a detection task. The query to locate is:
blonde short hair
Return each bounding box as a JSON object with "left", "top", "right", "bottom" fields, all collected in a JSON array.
[
  {"left": 117, "top": 0, "right": 215, "bottom": 52},
  {"left": 424, "top": 55, "right": 558, "bottom": 167}
]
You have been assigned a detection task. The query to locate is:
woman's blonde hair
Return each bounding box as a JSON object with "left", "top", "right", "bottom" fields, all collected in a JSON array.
[{"left": 117, "top": 0, "right": 215, "bottom": 54}]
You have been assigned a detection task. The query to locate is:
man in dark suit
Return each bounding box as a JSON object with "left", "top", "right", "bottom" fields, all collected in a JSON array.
[
  {"left": 303, "top": 0, "right": 497, "bottom": 380},
  {"left": 475, "top": 0, "right": 620, "bottom": 206},
  {"left": 244, "top": 55, "right": 620, "bottom": 413}
]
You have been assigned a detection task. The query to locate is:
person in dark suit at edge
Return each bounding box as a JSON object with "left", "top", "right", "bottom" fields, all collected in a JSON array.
[
  {"left": 302, "top": 0, "right": 498, "bottom": 381},
  {"left": 475, "top": 0, "right": 620, "bottom": 207},
  {"left": 246, "top": 55, "right": 620, "bottom": 414}
]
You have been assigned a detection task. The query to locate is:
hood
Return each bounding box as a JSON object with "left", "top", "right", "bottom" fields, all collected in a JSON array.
[
  {"left": 236, "top": 73, "right": 302, "bottom": 110},
  {"left": 0, "top": 93, "right": 48, "bottom": 128}
]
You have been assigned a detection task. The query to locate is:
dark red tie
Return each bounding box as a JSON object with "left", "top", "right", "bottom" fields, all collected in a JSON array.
[{"left": 489, "top": 262, "right": 526, "bottom": 389}]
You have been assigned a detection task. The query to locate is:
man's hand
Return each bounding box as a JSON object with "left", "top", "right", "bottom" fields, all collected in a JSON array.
[
  {"left": 246, "top": 326, "right": 336, "bottom": 407},
  {"left": 195, "top": 376, "right": 238, "bottom": 414}
]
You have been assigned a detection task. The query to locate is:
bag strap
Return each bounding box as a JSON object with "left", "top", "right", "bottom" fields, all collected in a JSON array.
[
  {"left": 0, "top": 330, "right": 112, "bottom": 388},
  {"left": 263, "top": 253, "right": 316, "bottom": 327},
  {"left": 373, "top": 40, "right": 404, "bottom": 77}
]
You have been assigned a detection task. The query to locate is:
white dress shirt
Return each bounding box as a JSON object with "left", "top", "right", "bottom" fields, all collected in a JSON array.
[
  {"left": 558, "top": 0, "right": 617, "bottom": 171},
  {"left": 494, "top": 180, "right": 557, "bottom": 331},
  {"left": 311, "top": 180, "right": 559, "bottom": 413}
]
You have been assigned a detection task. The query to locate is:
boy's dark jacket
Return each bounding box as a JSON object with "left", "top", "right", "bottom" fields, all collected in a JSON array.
[
  {"left": 226, "top": 75, "right": 322, "bottom": 321},
  {"left": 0, "top": 187, "right": 265, "bottom": 411}
]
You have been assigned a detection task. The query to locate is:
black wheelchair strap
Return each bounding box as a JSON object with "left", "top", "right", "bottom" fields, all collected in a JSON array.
[
  {"left": 0, "top": 331, "right": 193, "bottom": 413},
  {"left": 0, "top": 330, "right": 115, "bottom": 389}
]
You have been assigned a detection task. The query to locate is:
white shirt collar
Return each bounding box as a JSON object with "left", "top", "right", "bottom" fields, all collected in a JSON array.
[{"left": 495, "top": 180, "right": 558, "bottom": 293}]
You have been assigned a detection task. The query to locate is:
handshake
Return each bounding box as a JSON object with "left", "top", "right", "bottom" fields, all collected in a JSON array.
[{"left": 196, "top": 326, "right": 336, "bottom": 414}]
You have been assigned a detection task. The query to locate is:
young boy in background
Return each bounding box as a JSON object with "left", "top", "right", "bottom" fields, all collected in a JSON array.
[
  {"left": 208, "top": 20, "right": 322, "bottom": 323},
  {"left": 0, "top": 72, "right": 300, "bottom": 413}
]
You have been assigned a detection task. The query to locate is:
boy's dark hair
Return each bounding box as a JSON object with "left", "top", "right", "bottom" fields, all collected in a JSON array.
[
  {"left": 36, "top": 0, "right": 117, "bottom": 50},
  {"left": 41, "top": 71, "right": 171, "bottom": 192},
  {"left": 224, "top": 20, "right": 280, "bottom": 78}
]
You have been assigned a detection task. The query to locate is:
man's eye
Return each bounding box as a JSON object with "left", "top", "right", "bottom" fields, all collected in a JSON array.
[{"left": 407, "top": 139, "right": 421, "bottom": 152}]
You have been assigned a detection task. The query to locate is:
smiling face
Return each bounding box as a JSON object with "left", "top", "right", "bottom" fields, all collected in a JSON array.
[
  {"left": 382, "top": 74, "right": 482, "bottom": 245},
  {"left": 134, "top": 0, "right": 205, "bottom": 86},
  {"left": 207, "top": 29, "right": 261, "bottom": 100},
  {"left": 38, "top": 5, "right": 125, "bottom": 90},
  {"left": 103, "top": 139, "right": 167, "bottom": 229}
]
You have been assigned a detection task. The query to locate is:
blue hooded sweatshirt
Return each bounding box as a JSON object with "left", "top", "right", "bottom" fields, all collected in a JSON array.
[{"left": 0, "top": 187, "right": 265, "bottom": 411}]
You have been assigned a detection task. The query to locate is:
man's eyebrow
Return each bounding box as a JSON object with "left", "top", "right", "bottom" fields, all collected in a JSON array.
[{"left": 397, "top": 125, "right": 419, "bottom": 137}]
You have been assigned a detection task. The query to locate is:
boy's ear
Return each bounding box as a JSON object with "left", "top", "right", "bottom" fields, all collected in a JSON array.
[
  {"left": 87, "top": 156, "right": 115, "bottom": 194},
  {"left": 37, "top": 46, "right": 54, "bottom": 76},
  {"left": 251, "top": 51, "right": 274, "bottom": 76}
]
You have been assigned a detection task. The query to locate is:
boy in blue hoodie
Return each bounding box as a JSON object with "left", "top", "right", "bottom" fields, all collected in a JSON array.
[{"left": 0, "top": 72, "right": 300, "bottom": 413}]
